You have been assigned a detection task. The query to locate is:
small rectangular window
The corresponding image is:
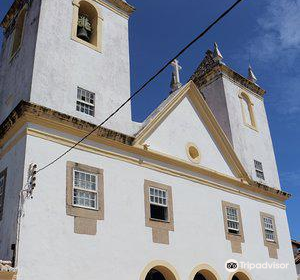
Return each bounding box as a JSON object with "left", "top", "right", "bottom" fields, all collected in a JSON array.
[
  {"left": 149, "top": 187, "right": 168, "bottom": 221},
  {"left": 73, "top": 170, "right": 98, "bottom": 210},
  {"left": 76, "top": 87, "right": 95, "bottom": 116},
  {"left": 254, "top": 160, "right": 265, "bottom": 180},
  {"left": 226, "top": 206, "right": 240, "bottom": 234},
  {"left": 263, "top": 216, "right": 275, "bottom": 242}
]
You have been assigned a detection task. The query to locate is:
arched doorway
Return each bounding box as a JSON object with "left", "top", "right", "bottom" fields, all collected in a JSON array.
[
  {"left": 146, "top": 269, "right": 167, "bottom": 280},
  {"left": 230, "top": 271, "right": 252, "bottom": 280},
  {"left": 189, "top": 264, "right": 220, "bottom": 280},
  {"left": 140, "top": 261, "right": 180, "bottom": 280},
  {"left": 193, "top": 270, "right": 218, "bottom": 280}
]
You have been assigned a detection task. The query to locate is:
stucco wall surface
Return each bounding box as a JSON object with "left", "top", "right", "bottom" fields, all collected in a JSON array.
[
  {"left": 201, "top": 75, "right": 281, "bottom": 190},
  {"left": 0, "top": 0, "right": 41, "bottom": 125},
  {"left": 222, "top": 77, "right": 281, "bottom": 189},
  {"left": 145, "top": 96, "right": 235, "bottom": 178},
  {"left": 15, "top": 134, "right": 296, "bottom": 280},
  {"left": 0, "top": 135, "right": 27, "bottom": 261},
  {"left": 30, "top": 0, "right": 135, "bottom": 135}
]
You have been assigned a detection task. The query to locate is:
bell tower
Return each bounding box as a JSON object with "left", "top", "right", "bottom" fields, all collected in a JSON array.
[
  {"left": 0, "top": 0, "right": 135, "bottom": 134},
  {"left": 191, "top": 43, "right": 281, "bottom": 190}
]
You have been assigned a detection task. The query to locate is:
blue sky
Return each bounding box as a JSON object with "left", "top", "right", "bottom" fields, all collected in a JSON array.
[{"left": 1, "top": 0, "right": 299, "bottom": 239}]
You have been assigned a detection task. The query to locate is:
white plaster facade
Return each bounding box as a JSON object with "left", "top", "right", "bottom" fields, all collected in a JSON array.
[
  {"left": 0, "top": 0, "right": 298, "bottom": 280},
  {"left": 201, "top": 75, "right": 281, "bottom": 190}
]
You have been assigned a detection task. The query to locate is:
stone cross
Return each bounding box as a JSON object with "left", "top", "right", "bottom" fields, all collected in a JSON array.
[{"left": 170, "top": 59, "right": 182, "bottom": 92}]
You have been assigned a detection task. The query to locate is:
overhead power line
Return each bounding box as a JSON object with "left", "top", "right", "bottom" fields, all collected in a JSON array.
[{"left": 37, "top": 0, "right": 244, "bottom": 173}]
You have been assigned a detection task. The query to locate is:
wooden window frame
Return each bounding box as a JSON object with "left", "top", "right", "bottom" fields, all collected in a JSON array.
[
  {"left": 144, "top": 180, "right": 174, "bottom": 244},
  {"left": 254, "top": 160, "right": 265, "bottom": 181},
  {"left": 260, "top": 212, "right": 279, "bottom": 259},
  {"left": 222, "top": 201, "right": 244, "bottom": 254},
  {"left": 76, "top": 87, "right": 95, "bottom": 116},
  {"left": 66, "top": 161, "right": 104, "bottom": 235}
]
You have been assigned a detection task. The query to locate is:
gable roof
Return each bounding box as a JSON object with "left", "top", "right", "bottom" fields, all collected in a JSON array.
[{"left": 134, "top": 81, "right": 252, "bottom": 183}]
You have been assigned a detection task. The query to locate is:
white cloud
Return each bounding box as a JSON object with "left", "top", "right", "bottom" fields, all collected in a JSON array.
[
  {"left": 246, "top": 0, "right": 300, "bottom": 115},
  {"left": 249, "top": 0, "right": 300, "bottom": 62}
]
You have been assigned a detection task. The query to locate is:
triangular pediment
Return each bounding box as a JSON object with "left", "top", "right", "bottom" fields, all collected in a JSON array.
[{"left": 134, "top": 81, "right": 251, "bottom": 182}]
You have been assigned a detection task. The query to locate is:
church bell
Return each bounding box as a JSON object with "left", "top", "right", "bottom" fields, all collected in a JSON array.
[{"left": 77, "top": 26, "right": 90, "bottom": 42}]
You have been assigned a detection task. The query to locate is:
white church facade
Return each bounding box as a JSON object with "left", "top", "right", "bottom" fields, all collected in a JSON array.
[{"left": 0, "top": 0, "right": 298, "bottom": 280}]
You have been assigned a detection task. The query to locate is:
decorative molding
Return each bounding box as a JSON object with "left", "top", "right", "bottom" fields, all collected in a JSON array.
[
  {"left": 191, "top": 50, "right": 266, "bottom": 97},
  {"left": 189, "top": 264, "right": 221, "bottom": 280},
  {"left": 221, "top": 201, "right": 245, "bottom": 254},
  {"left": 94, "top": 0, "right": 135, "bottom": 18},
  {"left": 71, "top": 0, "right": 103, "bottom": 53},
  {"left": 139, "top": 260, "right": 180, "bottom": 280},
  {"left": 66, "top": 161, "right": 104, "bottom": 235},
  {"left": 0, "top": 101, "right": 291, "bottom": 206},
  {"left": 260, "top": 211, "right": 279, "bottom": 259},
  {"left": 186, "top": 142, "right": 201, "bottom": 164},
  {"left": 227, "top": 270, "right": 252, "bottom": 280},
  {"left": 144, "top": 180, "right": 174, "bottom": 244},
  {"left": 238, "top": 91, "right": 258, "bottom": 132},
  {"left": 134, "top": 81, "right": 252, "bottom": 184}
]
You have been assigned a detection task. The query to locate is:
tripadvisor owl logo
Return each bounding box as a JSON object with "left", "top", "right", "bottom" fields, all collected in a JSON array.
[{"left": 225, "top": 259, "right": 238, "bottom": 272}]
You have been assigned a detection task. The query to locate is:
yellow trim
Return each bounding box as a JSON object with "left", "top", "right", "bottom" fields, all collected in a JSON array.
[
  {"left": 0, "top": 105, "right": 288, "bottom": 207},
  {"left": 238, "top": 92, "right": 258, "bottom": 132},
  {"left": 139, "top": 260, "right": 180, "bottom": 280},
  {"left": 93, "top": 0, "right": 130, "bottom": 19},
  {"left": 0, "top": 128, "right": 27, "bottom": 159},
  {"left": 10, "top": 5, "right": 27, "bottom": 61},
  {"left": 20, "top": 127, "right": 286, "bottom": 209},
  {"left": 186, "top": 142, "right": 201, "bottom": 164},
  {"left": 189, "top": 264, "right": 221, "bottom": 280},
  {"left": 0, "top": 269, "right": 17, "bottom": 280},
  {"left": 227, "top": 269, "right": 252, "bottom": 280},
  {"left": 134, "top": 81, "right": 251, "bottom": 184},
  {"left": 71, "top": 0, "right": 103, "bottom": 53}
]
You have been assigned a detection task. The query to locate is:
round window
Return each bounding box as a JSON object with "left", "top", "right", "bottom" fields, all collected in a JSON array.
[{"left": 186, "top": 143, "right": 201, "bottom": 164}]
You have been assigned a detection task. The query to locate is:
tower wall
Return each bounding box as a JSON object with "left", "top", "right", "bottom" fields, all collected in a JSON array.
[
  {"left": 0, "top": 134, "right": 27, "bottom": 261},
  {"left": 0, "top": 0, "right": 41, "bottom": 125},
  {"left": 30, "top": 0, "right": 133, "bottom": 134},
  {"left": 201, "top": 74, "right": 281, "bottom": 189}
]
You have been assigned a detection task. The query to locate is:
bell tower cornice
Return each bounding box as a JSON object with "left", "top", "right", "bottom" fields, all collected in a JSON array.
[
  {"left": 1, "top": 0, "right": 135, "bottom": 30},
  {"left": 191, "top": 50, "right": 266, "bottom": 97}
]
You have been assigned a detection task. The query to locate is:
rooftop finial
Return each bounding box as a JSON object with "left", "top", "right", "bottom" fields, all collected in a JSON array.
[
  {"left": 213, "top": 42, "right": 223, "bottom": 63},
  {"left": 170, "top": 59, "right": 182, "bottom": 93},
  {"left": 248, "top": 65, "right": 257, "bottom": 84}
]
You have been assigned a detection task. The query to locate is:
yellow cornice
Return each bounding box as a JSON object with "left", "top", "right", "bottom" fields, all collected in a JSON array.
[
  {"left": 134, "top": 81, "right": 252, "bottom": 184},
  {"left": 0, "top": 101, "right": 290, "bottom": 206},
  {"left": 24, "top": 128, "right": 286, "bottom": 209}
]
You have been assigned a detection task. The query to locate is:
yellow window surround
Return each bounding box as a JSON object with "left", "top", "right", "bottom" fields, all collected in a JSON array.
[
  {"left": 238, "top": 92, "right": 258, "bottom": 131},
  {"left": 71, "top": 0, "right": 103, "bottom": 53},
  {"left": 10, "top": 5, "right": 27, "bottom": 61}
]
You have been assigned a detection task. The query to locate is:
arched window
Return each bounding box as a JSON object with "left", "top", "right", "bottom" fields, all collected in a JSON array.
[
  {"left": 71, "top": 0, "right": 103, "bottom": 52},
  {"left": 238, "top": 92, "right": 257, "bottom": 130},
  {"left": 11, "top": 6, "right": 27, "bottom": 59}
]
